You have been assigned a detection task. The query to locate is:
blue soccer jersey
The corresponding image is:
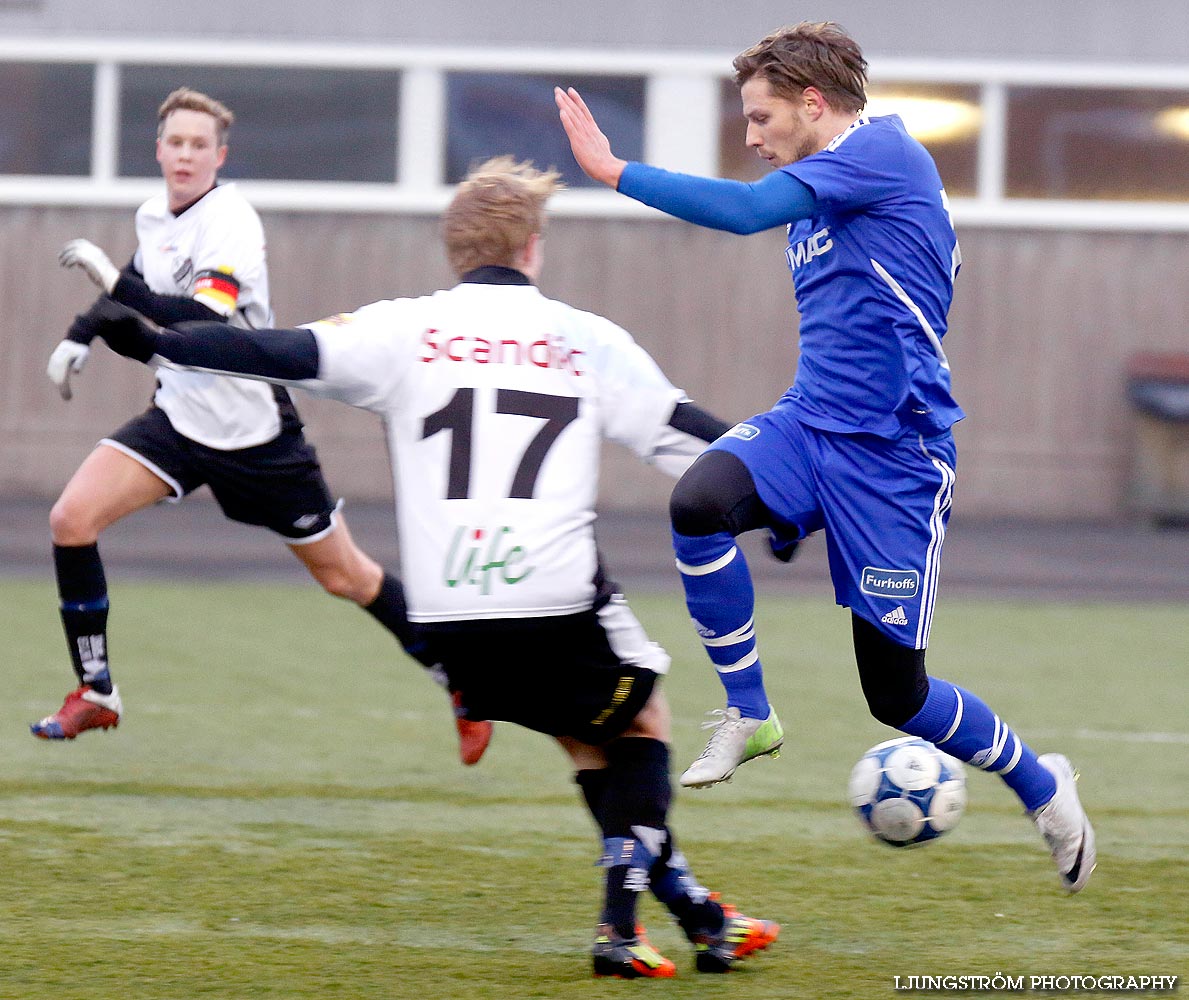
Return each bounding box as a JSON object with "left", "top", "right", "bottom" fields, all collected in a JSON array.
[{"left": 781, "top": 114, "right": 964, "bottom": 439}]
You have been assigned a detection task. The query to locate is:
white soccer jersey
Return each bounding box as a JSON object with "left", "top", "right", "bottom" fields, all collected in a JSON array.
[
  {"left": 301, "top": 280, "right": 696, "bottom": 622},
  {"left": 134, "top": 183, "right": 279, "bottom": 449}
]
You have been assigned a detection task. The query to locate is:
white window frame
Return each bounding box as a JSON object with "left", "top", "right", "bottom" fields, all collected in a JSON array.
[{"left": 1, "top": 37, "right": 1188, "bottom": 231}]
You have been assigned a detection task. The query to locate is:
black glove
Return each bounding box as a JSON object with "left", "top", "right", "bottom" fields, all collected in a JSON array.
[
  {"left": 92, "top": 297, "right": 162, "bottom": 364},
  {"left": 767, "top": 528, "right": 802, "bottom": 564}
]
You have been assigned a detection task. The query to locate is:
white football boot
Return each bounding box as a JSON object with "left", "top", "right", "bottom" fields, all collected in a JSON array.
[
  {"left": 679, "top": 707, "right": 784, "bottom": 788},
  {"left": 1030, "top": 753, "right": 1097, "bottom": 893}
]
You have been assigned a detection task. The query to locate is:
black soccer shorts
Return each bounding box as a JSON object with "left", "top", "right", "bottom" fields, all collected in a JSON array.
[
  {"left": 419, "top": 596, "right": 668, "bottom": 746},
  {"left": 102, "top": 405, "right": 338, "bottom": 542}
]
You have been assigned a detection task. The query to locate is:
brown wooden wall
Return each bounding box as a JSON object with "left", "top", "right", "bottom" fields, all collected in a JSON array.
[{"left": 2, "top": 205, "right": 1185, "bottom": 519}]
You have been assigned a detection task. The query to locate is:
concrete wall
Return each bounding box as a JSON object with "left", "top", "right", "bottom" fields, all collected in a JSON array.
[{"left": 2, "top": 205, "right": 1184, "bottom": 518}]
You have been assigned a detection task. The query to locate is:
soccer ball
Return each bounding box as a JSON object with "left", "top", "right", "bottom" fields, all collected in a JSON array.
[{"left": 848, "top": 737, "right": 966, "bottom": 847}]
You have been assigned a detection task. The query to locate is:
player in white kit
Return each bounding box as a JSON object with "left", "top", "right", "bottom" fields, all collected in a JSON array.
[
  {"left": 87, "top": 156, "right": 781, "bottom": 978},
  {"left": 32, "top": 88, "right": 490, "bottom": 765}
]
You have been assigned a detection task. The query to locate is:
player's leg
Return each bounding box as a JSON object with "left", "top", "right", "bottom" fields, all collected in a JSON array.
[
  {"left": 33, "top": 437, "right": 177, "bottom": 739},
  {"left": 287, "top": 519, "right": 495, "bottom": 767},
  {"left": 670, "top": 450, "right": 769, "bottom": 714},
  {"left": 853, "top": 615, "right": 1095, "bottom": 890},
  {"left": 669, "top": 419, "right": 819, "bottom": 786},
  {"left": 560, "top": 597, "right": 775, "bottom": 975},
  {"left": 203, "top": 426, "right": 494, "bottom": 764},
  {"left": 829, "top": 430, "right": 1094, "bottom": 892},
  {"left": 562, "top": 686, "right": 778, "bottom": 975}
]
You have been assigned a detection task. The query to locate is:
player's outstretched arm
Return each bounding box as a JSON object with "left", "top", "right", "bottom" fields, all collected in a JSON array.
[
  {"left": 93, "top": 299, "right": 320, "bottom": 383},
  {"left": 555, "top": 88, "right": 815, "bottom": 234},
  {"left": 554, "top": 86, "right": 628, "bottom": 189}
]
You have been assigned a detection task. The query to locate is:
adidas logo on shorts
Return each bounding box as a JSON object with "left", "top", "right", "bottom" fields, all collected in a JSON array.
[{"left": 880, "top": 605, "right": 909, "bottom": 626}]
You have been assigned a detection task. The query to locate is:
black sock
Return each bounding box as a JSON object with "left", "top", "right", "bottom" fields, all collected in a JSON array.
[
  {"left": 576, "top": 767, "right": 611, "bottom": 830},
  {"left": 364, "top": 572, "right": 434, "bottom": 665},
  {"left": 604, "top": 738, "right": 723, "bottom": 936},
  {"left": 53, "top": 543, "right": 112, "bottom": 693},
  {"left": 596, "top": 738, "right": 674, "bottom": 938}
]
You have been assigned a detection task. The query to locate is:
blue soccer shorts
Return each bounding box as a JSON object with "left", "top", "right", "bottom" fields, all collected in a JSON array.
[{"left": 708, "top": 402, "right": 957, "bottom": 648}]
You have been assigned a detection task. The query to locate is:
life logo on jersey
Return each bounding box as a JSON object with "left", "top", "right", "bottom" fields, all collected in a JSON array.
[
  {"left": 443, "top": 524, "right": 534, "bottom": 593},
  {"left": 860, "top": 566, "right": 919, "bottom": 599}
]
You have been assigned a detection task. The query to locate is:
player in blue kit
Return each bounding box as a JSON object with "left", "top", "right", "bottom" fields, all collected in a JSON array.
[{"left": 558, "top": 21, "right": 1095, "bottom": 892}]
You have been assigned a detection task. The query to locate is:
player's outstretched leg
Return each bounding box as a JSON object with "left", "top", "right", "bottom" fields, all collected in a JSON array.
[
  {"left": 854, "top": 618, "right": 1095, "bottom": 892},
  {"left": 363, "top": 572, "right": 493, "bottom": 765},
  {"left": 902, "top": 675, "right": 1096, "bottom": 892},
  {"left": 32, "top": 543, "right": 122, "bottom": 740}
]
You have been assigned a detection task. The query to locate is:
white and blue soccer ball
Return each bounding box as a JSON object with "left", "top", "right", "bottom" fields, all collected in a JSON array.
[{"left": 848, "top": 737, "right": 967, "bottom": 847}]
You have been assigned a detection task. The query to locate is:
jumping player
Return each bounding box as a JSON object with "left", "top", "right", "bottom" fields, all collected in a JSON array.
[
  {"left": 85, "top": 156, "right": 781, "bottom": 975},
  {"left": 557, "top": 21, "right": 1095, "bottom": 892},
  {"left": 33, "top": 87, "right": 491, "bottom": 766}
]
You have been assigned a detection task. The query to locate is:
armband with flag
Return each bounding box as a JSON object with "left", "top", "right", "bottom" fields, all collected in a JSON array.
[{"left": 193, "top": 266, "right": 241, "bottom": 315}]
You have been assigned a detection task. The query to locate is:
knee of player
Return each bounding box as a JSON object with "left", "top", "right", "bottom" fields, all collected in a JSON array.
[
  {"left": 49, "top": 495, "right": 100, "bottom": 545},
  {"left": 670, "top": 470, "right": 727, "bottom": 536},
  {"left": 670, "top": 450, "right": 759, "bottom": 537},
  {"left": 623, "top": 688, "right": 671, "bottom": 742},
  {"left": 863, "top": 688, "right": 925, "bottom": 728}
]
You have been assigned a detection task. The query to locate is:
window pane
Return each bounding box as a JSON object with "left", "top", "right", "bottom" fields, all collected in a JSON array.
[
  {"left": 447, "top": 73, "right": 644, "bottom": 187},
  {"left": 0, "top": 63, "right": 93, "bottom": 175},
  {"left": 719, "top": 78, "right": 979, "bottom": 196},
  {"left": 866, "top": 83, "right": 980, "bottom": 197},
  {"left": 1007, "top": 87, "right": 1189, "bottom": 201},
  {"left": 119, "top": 67, "right": 400, "bottom": 182},
  {"left": 718, "top": 77, "right": 765, "bottom": 182}
]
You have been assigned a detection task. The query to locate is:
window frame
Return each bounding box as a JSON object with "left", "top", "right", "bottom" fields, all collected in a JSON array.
[{"left": 0, "top": 37, "right": 1186, "bottom": 232}]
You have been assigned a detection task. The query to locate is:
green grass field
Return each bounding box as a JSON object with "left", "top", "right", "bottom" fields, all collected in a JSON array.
[{"left": 2, "top": 578, "right": 1185, "bottom": 999}]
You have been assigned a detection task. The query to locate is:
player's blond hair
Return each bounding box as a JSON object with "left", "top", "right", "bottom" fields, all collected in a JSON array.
[
  {"left": 442, "top": 156, "right": 564, "bottom": 277},
  {"left": 157, "top": 88, "right": 235, "bottom": 146},
  {"left": 733, "top": 21, "right": 867, "bottom": 114}
]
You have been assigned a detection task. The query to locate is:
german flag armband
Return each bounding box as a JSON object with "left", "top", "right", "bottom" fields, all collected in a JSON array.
[{"left": 193, "top": 267, "right": 241, "bottom": 315}]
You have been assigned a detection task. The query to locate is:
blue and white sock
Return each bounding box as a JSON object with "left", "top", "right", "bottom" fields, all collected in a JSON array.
[
  {"left": 672, "top": 529, "right": 769, "bottom": 720},
  {"left": 902, "top": 677, "right": 1056, "bottom": 811}
]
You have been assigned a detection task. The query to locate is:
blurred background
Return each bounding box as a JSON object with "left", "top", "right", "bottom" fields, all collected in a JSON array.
[{"left": 1, "top": 0, "right": 1187, "bottom": 556}]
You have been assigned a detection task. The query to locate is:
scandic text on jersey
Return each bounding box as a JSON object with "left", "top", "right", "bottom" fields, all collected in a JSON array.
[{"left": 419, "top": 328, "right": 585, "bottom": 375}]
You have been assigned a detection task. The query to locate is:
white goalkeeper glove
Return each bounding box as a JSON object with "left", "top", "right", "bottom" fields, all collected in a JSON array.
[
  {"left": 59, "top": 238, "right": 120, "bottom": 294},
  {"left": 47, "top": 340, "right": 91, "bottom": 401}
]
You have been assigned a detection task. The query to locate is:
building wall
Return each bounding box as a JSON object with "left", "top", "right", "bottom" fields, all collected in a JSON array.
[{"left": 2, "top": 205, "right": 1183, "bottom": 518}]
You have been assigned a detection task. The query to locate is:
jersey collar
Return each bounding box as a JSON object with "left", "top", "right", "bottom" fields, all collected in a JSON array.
[{"left": 459, "top": 265, "right": 532, "bottom": 285}]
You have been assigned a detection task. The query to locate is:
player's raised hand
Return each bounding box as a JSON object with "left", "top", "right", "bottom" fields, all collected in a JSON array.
[
  {"left": 58, "top": 238, "right": 120, "bottom": 294},
  {"left": 46, "top": 340, "right": 90, "bottom": 401},
  {"left": 554, "top": 86, "right": 628, "bottom": 189}
]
